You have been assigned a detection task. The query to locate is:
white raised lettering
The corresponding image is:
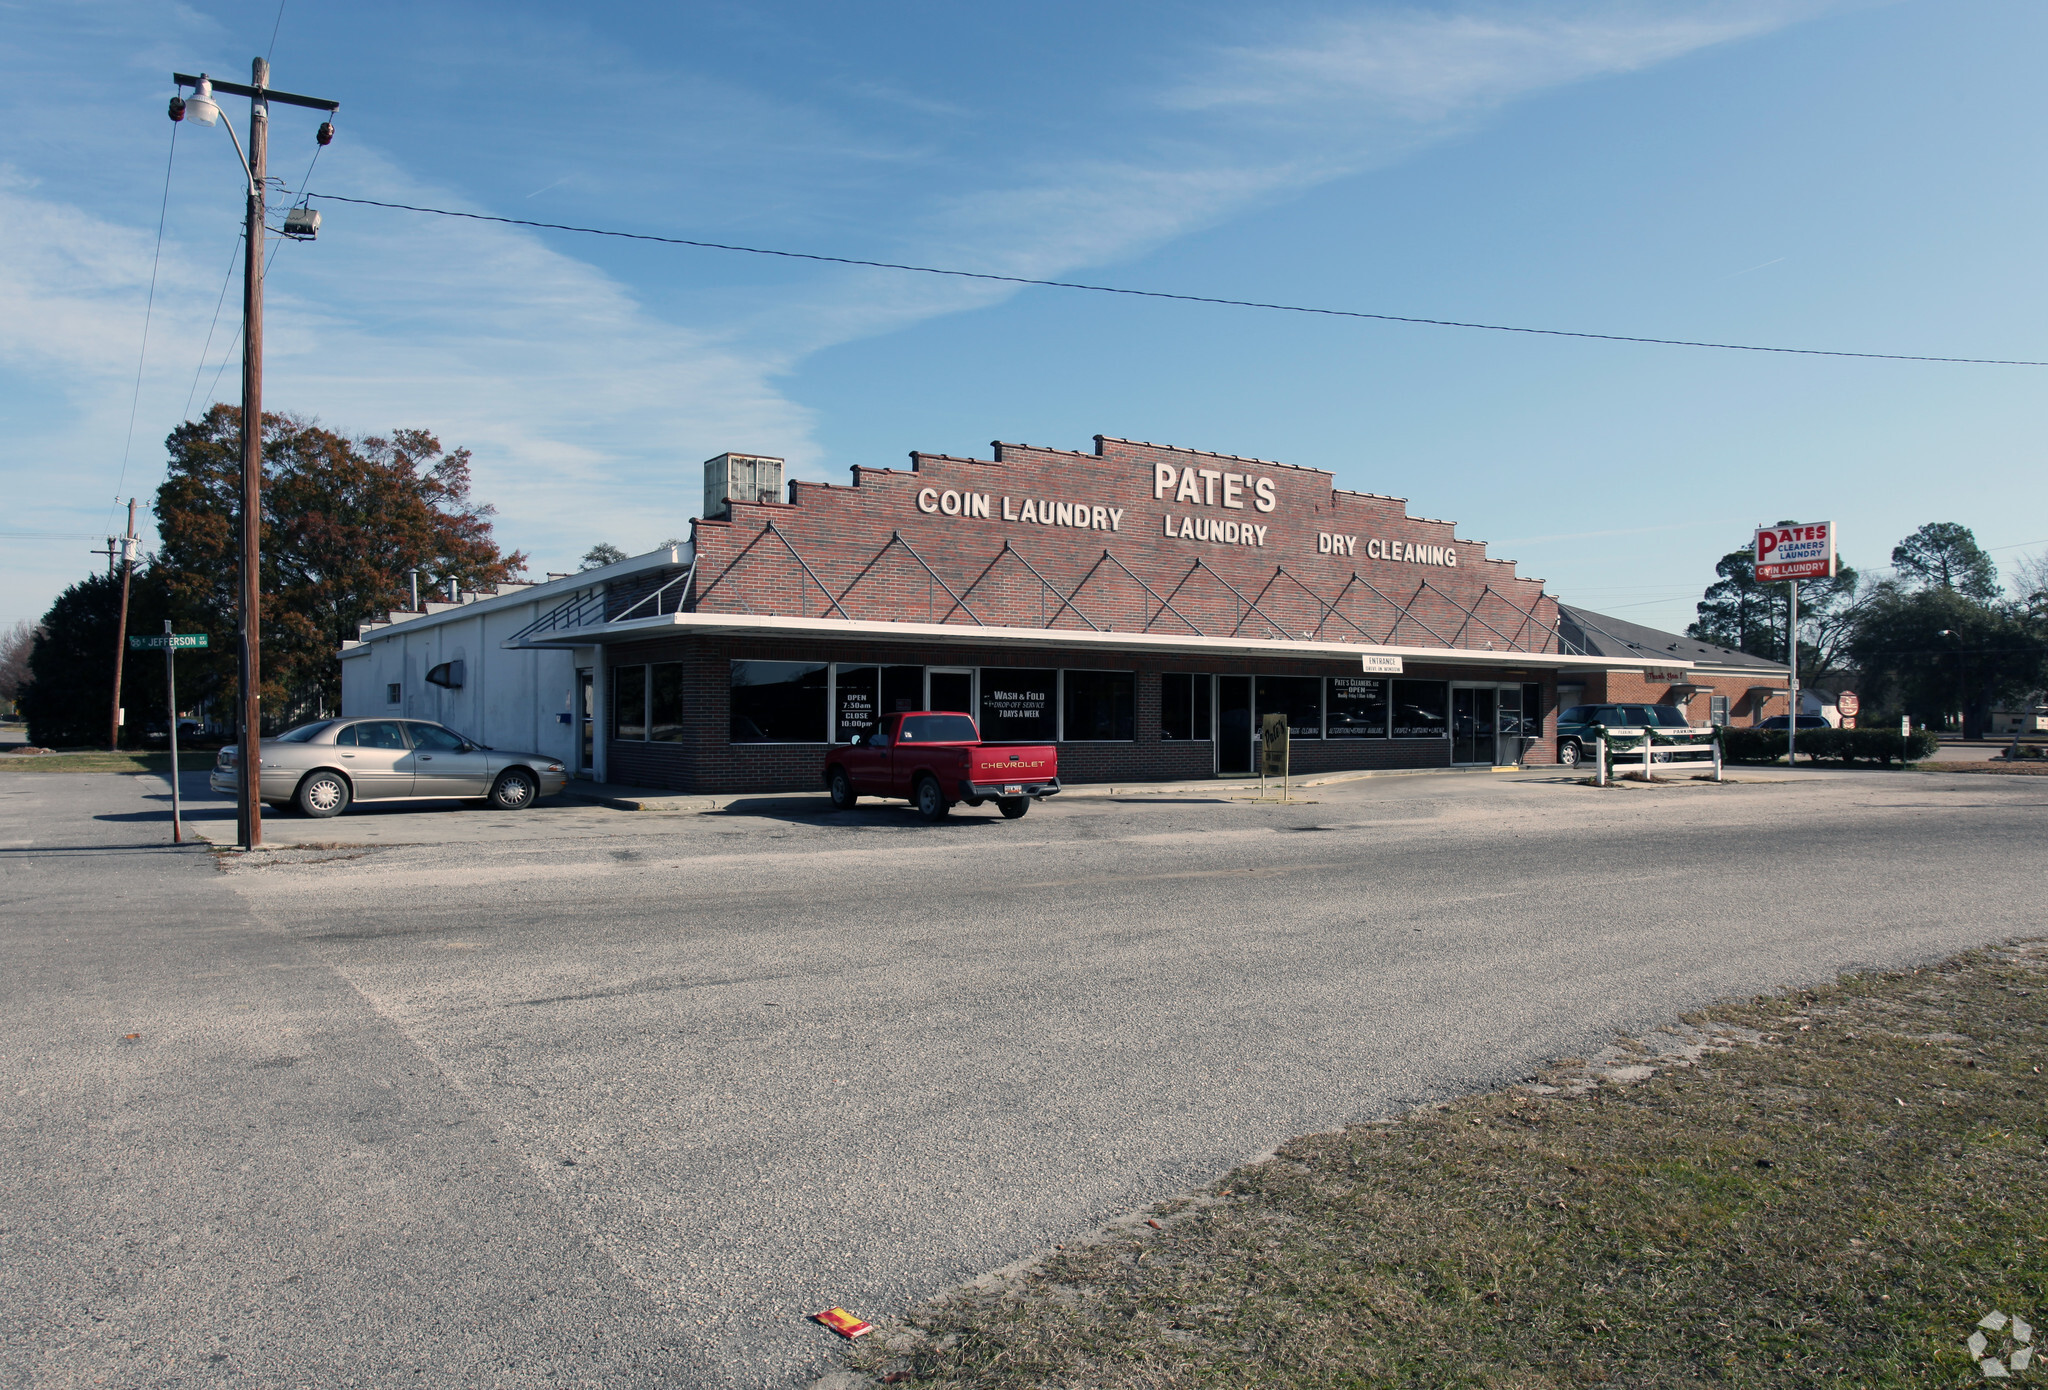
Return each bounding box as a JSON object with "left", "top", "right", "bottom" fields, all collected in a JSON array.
[
  {"left": 1444, "top": 547, "right": 1457, "bottom": 567},
  {"left": 1254, "top": 525, "right": 1267, "bottom": 546},
  {"left": 969, "top": 493, "right": 991, "bottom": 519},
  {"left": 1222, "top": 474, "right": 1245, "bottom": 509},
  {"left": 1155, "top": 463, "right": 1178, "bottom": 499},
  {"left": 1317, "top": 533, "right": 1331, "bottom": 554},
  {"left": 1163, "top": 514, "right": 1176, "bottom": 537},
  {"left": 1108, "top": 508, "right": 1123, "bottom": 531},
  {"left": 1091, "top": 506, "right": 1109, "bottom": 530},
  {"left": 1053, "top": 502, "right": 1073, "bottom": 526},
  {"left": 1179, "top": 516, "right": 1196, "bottom": 539},
  {"left": 940, "top": 489, "right": 961, "bottom": 516},
  {"left": 1199, "top": 469, "right": 1222, "bottom": 505},
  {"left": 1175, "top": 470, "right": 1201, "bottom": 504},
  {"left": 1224, "top": 520, "right": 1240, "bottom": 544},
  {"left": 1343, "top": 536, "right": 1357, "bottom": 556},
  {"left": 1019, "top": 499, "right": 1039, "bottom": 524},
  {"left": 1003, "top": 496, "right": 1018, "bottom": 521},
  {"left": 917, "top": 488, "right": 939, "bottom": 513},
  {"left": 1254, "top": 477, "right": 1277, "bottom": 513}
]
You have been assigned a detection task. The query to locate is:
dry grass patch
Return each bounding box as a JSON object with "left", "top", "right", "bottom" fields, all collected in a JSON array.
[
  {"left": 853, "top": 944, "right": 2048, "bottom": 1388},
  {"left": 0, "top": 750, "right": 178, "bottom": 774}
]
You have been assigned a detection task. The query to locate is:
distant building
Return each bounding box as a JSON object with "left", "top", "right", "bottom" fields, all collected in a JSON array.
[{"left": 1554, "top": 605, "right": 1791, "bottom": 727}]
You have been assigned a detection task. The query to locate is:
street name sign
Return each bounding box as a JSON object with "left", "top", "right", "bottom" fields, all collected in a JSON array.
[
  {"left": 1755, "top": 522, "right": 1836, "bottom": 582},
  {"left": 129, "top": 633, "right": 210, "bottom": 650}
]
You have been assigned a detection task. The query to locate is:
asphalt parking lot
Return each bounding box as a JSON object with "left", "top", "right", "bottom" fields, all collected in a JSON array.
[{"left": 4, "top": 765, "right": 2045, "bottom": 1388}]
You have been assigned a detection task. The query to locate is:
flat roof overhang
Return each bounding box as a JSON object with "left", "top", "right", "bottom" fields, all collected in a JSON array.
[{"left": 503, "top": 611, "right": 1675, "bottom": 674}]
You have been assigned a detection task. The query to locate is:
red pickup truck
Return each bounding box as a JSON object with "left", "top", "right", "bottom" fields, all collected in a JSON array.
[{"left": 824, "top": 711, "right": 1060, "bottom": 820}]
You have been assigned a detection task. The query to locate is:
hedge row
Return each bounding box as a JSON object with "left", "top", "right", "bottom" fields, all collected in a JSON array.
[{"left": 1719, "top": 726, "right": 1941, "bottom": 766}]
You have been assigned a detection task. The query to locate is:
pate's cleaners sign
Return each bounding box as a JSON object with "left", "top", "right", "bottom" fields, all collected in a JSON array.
[{"left": 1755, "top": 522, "right": 1836, "bottom": 582}]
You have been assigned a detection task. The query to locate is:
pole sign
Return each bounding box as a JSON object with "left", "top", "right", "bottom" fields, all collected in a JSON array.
[
  {"left": 1754, "top": 522, "right": 1836, "bottom": 582},
  {"left": 129, "top": 633, "right": 210, "bottom": 650}
]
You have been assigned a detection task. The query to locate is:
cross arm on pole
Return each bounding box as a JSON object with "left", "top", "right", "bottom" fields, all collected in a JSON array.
[{"left": 173, "top": 73, "right": 339, "bottom": 112}]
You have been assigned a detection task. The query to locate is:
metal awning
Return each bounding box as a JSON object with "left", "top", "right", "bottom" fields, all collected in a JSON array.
[{"left": 502, "top": 610, "right": 1677, "bottom": 673}]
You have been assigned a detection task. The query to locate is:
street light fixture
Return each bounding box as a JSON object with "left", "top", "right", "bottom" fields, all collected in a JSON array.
[{"left": 168, "top": 59, "right": 340, "bottom": 850}]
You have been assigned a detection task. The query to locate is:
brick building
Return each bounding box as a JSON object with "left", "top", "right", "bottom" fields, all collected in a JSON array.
[
  {"left": 340, "top": 434, "right": 1693, "bottom": 793},
  {"left": 1554, "top": 605, "right": 1791, "bottom": 727}
]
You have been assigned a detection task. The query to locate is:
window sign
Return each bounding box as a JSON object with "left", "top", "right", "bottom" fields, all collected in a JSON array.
[
  {"left": 730, "top": 660, "right": 828, "bottom": 743},
  {"left": 835, "top": 664, "right": 880, "bottom": 742},
  {"left": 1392, "top": 680, "right": 1449, "bottom": 738},
  {"left": 1061, "top": 669, "right": 1135, "bottom": 741},
  {"left": 614, "top": 665, "right": 647, "bottom": 740},
  {"left": 980, "top": 668, "right": 1058, "bottom": 742},
  {"left": 1255, "top": 675, "right": 1322, "bottom": 740},
  {"left": 1328, "top": 676, "right": 1391, "bottom": 738}
]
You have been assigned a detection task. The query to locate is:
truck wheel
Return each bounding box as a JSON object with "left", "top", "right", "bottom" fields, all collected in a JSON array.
[
  {"left": 1557, "top": 741, "right": 1580, "bottom": 768},
  {"left": 914, "top": 774, "right": 950, "bottom": 821},
  {"left": 296, "top": 770, "right": 351, "bottom": 819},
  {"left": 828, "top": 766, "right": 857, "bottom": 810},
  {"left": 997, "top": 796, "right": 1029, "bottom": 819}
]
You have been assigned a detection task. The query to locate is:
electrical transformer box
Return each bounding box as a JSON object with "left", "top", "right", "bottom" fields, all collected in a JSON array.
[{"left": 702, "top": 453, "right": 785, "bottom": 521}]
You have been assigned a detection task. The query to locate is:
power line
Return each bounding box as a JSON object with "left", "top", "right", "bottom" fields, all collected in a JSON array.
[
  {"left": 306, "top": 191, "right": 2048, "bottom": 368},
  {"left": 111, "top": 121, "right": 178, "bottom": 532},
  {"left": 266, "top": 0, "right": 288, "bottom": 63},
  {"left": 182, "top": 232, "right": 244, "bottom": 420}
]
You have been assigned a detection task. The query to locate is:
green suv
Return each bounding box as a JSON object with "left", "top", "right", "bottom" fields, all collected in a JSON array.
[{"left": 1555, "top": 703, "right": 1697, "bottom": 768}]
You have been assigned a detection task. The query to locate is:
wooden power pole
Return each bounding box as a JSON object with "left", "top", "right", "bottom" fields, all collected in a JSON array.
[
  {"left": 236, "top": 56, "right": 268, "bottom": 849},
  {"left": 108, "top": 498, "right": 137, "bottom": 752}
]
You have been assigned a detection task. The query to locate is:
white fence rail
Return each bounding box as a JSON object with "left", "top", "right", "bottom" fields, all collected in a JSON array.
[{"left": 1592, "top": 726, "right": 1723, "bottom": 786}]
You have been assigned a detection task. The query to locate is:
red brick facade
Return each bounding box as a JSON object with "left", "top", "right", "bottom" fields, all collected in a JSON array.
[{"left": 595, "top": 436, "right": 1576, "bottom": 793}]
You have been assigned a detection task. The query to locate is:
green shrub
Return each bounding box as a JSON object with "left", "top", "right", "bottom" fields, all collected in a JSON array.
[{"left": 1721, "top": 726, "right": 1938, "bottom": 765}]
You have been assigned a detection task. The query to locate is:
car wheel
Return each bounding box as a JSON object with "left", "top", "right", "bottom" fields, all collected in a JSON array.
[
  {"left": 488, "top": 768, "right": 539, "bottom": 810},
  {"left": 997, "top": 796, "right": 1029, "bottom": 819},
  {"left": 296, "top": 770, "right": 351, "bottom": 819},
  {"left": 1557, "top": 741, "right": 1580, "bottom": 768},
  {"left": 914, "top": 774, "right": 950, "bottom": 821},
  {"left": 828, "top": 766, "right": 857, "bottom": 810}
]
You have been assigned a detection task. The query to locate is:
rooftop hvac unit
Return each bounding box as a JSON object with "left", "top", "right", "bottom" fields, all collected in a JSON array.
[{"left": 702, "top": 452, "right": 785, "bottom": 521}]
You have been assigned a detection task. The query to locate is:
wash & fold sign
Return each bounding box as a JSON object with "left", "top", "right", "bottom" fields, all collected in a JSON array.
[{"left": 1754, "top": 521, "right": 1836, "bottom": 582}]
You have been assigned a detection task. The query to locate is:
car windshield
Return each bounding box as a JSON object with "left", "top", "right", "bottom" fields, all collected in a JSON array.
[
  {"left": 899, "top": 714, "right": 979, "bottom": 742},
  {"left": 274, "top": 721, "right": 335, "bottom": 742}
]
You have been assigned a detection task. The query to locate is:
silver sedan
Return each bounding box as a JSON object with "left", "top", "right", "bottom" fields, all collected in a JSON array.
[{"left": 210, "top": 718, "right": 570, "bottom": 818}]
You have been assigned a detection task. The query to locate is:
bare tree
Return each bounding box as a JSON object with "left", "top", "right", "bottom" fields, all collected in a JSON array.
[
  {"left": 2011, "top": 547, "right": 2048, "bottom": 610},
  {"left": 0, "top": 620, "right": 39, "bottom": 708}
]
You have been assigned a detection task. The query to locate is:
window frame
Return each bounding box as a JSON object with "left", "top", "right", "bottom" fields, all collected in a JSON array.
[
  {"left": 1058, "top": 668, "right": 1137, "bottom": 743},
  {"left": 728, "top": 659, "right": 830, "bottom": 745}
]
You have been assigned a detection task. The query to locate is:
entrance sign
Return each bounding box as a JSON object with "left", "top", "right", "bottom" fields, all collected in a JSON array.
[
  {"left": 1755, "top": 522, "right": 1836, "bottom": 582},
  {"left": 128, "top": 633, "right": 210, "bottom": 650},
  {"left": 1360, "top": 653, "right": 1404, "bottom": 674}
]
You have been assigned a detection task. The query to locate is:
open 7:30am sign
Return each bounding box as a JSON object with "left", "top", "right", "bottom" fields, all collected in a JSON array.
[{"left": 1755, "top": 522, "right": 1837, "bottom": 582}]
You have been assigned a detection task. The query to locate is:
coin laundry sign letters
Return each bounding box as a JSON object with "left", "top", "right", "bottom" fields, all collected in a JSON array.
[
  {"left": 914, "top": 464, "right": 1459, "bottom": 564},
  {"left": 1755, "top": 521, "right": 1837, "bottom": 582}
]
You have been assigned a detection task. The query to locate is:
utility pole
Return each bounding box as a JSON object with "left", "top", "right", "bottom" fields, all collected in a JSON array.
[
  {"left": 108, "top": 499, "right": 137, "bottom": 751},
  {"left": 1786, "top": 580, "right": 1799, "bottom": 766},
  {"left": 170, "top": 61, "right": 337, "bottom": 850}
]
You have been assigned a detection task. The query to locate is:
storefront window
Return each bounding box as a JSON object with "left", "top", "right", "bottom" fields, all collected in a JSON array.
[
  {"left": 1159, "top": 672, "right": 1212, "bottom": 740},
  {"left": 980, "top": 668, "right": 1057, "bottom": 742},
  {"left": 882, "top": 665, "right": 924, "bottom": 716},
  {"left": 651, "top": 663, "right": 686, "bottom": 742},
  {"left": 613, "top": 665, "right": 646, "bottom": 741},
  {"left": 835, "top": 665, "right": 879, "bottom": 742},
  {"left": 1062, "top": 669, "right": 1135, "bottom": 741},
  {"left": 1392, "top": 680, "right": 1449, "bottom": 738},
  {"left": 730, "top": 660, "right": 828, "bottom": 743},
  {"left": 1256, "top": 676, "right": 1323, "bottom": 740},
  {"left": 1328, "top": 676, "right": 1390, "bottom": 738}
]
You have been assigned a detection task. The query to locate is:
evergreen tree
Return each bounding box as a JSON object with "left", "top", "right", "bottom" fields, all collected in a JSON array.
[{"left": 1891, "top": 522, "right": 1999, "bottom": 601}]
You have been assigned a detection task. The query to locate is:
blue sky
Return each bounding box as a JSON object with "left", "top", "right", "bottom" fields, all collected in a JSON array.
[{"left": 4, "top": 0, "right": 2045, "bottom": 636}]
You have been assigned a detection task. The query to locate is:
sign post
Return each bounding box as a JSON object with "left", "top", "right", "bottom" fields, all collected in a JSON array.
[
  {"left": 130, "top": 631, "right": 209, "bottom": 844},
  {"left": 1755, "top": 522, "right": 1837, "bottom": 767},
  {"left": 1836, "top": 690, "right": 1860, "bottom": 731},
  {"left": 1260, "top": 712, "right": 1290, "bottom": 801}
]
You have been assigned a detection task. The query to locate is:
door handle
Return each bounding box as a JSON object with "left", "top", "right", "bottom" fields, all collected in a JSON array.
[{"left": 419, "top": 754, "right": 434, "bottom": 760}]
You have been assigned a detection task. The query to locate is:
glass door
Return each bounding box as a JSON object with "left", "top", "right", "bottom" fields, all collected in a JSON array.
[
  {"left": 576, "top": 668, "right": 594, "bottom": 775},
  {"left": 928, "top": 668, "right": 975, "bottom": 715},
  {"left": 1451, "top": 686, "right": 1497, "bottom": 764},
  {"left": 1217, "top": 676, "right": 1253, "bottom": 774}
]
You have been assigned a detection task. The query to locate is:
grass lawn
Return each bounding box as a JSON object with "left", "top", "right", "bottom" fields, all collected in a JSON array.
[
  {"left": 0, "top": 750, "right": 182, "bottom": 774},
  {"left": 853, "top": 943, "right": 2048, "bottom": 1388}
]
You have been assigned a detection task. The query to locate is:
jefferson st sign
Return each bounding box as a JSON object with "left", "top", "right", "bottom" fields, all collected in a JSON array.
[{"left": 1755, "top": 522, "right": 1836, "bottom": 582}]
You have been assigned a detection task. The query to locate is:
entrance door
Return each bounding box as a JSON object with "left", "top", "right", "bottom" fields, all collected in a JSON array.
[
  {"left": 928, "top": 668, "right": 974, "bottom": 715},
  {"left": 1217, "top": 676, "right": 1253, "bottom": 774},
  {"left": 1452, "top": 687, "right": 1497, "bottom": 764},
  {"left": 576, "top": 668, "right": 594, "bottom": 775}
]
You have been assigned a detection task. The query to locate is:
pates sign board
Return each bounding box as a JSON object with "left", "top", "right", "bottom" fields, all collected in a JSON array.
[{"left": 1755, "top": 522, "right": 1836, "bottom": 582}]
